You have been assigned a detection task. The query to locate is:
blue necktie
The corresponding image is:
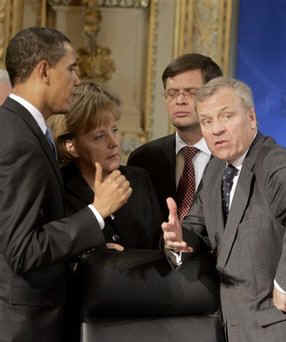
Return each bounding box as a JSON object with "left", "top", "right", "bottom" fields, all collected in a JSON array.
[
  {"left": 45, "top": 127, "right": 57, "bottom": 160},
  {"left": 222, "top": 164, "right": 238, "bottom": 222}
]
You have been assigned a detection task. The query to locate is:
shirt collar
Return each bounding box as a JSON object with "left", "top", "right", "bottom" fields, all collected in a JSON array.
[
  {"left": 228, "top": 133, "right": 257, "bottom": 170},
  {"left": 175, "top": 131, "right": 211, "bottom": 156},
  {"left": 231, "top": 152, "right": 247, "bottom": 171},
  {"left": 9, "top": 93, "right": 47, "bottom": 134}
]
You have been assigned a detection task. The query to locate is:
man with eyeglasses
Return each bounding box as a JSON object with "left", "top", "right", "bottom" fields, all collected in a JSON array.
[
  {"left": 128, "top": 53, "right": 222, "bottom": 221},
  {"left": 128, "top": 54, "right": 225, "bottom": 341}
]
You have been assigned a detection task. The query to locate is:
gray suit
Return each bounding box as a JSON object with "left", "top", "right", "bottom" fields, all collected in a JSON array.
[{"left": 183, "top": 133, "right": 286, "bottom": 342}]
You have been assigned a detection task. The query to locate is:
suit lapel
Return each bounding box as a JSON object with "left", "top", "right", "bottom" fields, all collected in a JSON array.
[
  {"left": 162, "top": 134, "right": 176, "bottom": 194},
  {"left": 205, "top": 159, "right": 225, "bottom": 246},
  {"left": 217, "top": 166, "right": 254, "bottom": 268},
  {"left": 3, "top": 97, "right": 63, "bottom": 187},
  {"left": 217, "top": 133, "right": 266, "bottom": 268}
]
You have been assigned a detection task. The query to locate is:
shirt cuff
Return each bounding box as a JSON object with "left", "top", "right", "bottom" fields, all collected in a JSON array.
[
  {"left": 274, "top": 279, "right": 286, "bottom": 294},
  {"left": 88, "top": 204, "right": 105, "bottom": 230},
  {"left": 165, "top": 249, "right": 183, "bottom": 266}
]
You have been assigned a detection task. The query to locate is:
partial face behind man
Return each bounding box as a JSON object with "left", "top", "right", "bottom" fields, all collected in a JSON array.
[
  {"left": 164, "top": 69, "right": 203, "bottom": 131},
  {"left": 197, "top": 83, "right": 257, "bottom": 163}
]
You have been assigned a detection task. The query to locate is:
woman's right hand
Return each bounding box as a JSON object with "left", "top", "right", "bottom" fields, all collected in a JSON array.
[{"left": 93, "top": 163, "right": 132, "bottom": 218}]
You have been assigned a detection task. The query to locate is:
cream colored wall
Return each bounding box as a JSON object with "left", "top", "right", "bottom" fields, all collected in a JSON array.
[{"left": 48, "top": 1, "right": 177, "bottom": 160}]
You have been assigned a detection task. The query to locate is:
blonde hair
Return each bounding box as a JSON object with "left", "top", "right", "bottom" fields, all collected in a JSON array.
[{"left": 50, "top": 81, "right": 120, "bottom": 165}]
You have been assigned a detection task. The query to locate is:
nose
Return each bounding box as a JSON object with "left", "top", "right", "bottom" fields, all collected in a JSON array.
[
  {"left": 107, "top": 133, "right": 119, "bottom": 148},
  {"left": 176, "top": 92, "right": 188, "bottom": 104},
  {"left": 211, "top": 120, "right": 225, "bottom": 135}
]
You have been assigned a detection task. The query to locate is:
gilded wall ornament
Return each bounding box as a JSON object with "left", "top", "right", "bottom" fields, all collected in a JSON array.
[
  {"left": 47, "top": 0, "right": 81, "bottom": 5},
  {"left": 48, "top": 0, "right": 149, "bottom": 7},
  {"left": 78, "top": 0, "right": 116, "bottom": 82},
  {"left": 96, "top": 0, "right": 150, "bottom": 7}
]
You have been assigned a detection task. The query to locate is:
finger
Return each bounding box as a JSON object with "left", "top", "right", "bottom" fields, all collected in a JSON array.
[
  {"left": 106, "top": 243, "right": 124, "bottom": 251},
  {"left": 95, "top": 162, "right": 102, "bottom": 185},
  {"left": 164, "top": 230, "right": 179, "bottom": 241},
  {"left": 161, "top": 222, "right": 175, "bottom": 232},
  {"left": 166, "top": 197, "right": 178, "bottom": 224},
  {"left": 120, "top": 186, "right": 132, "bottom": 203},
  {"left": 107, "top": 169, "right": 121, "bottom": 181},
  {"left": 165, "top": 240, "right": 190, "bottom": 251},
  {"left": 118, "top": 178, "right": 130, "bottom": 191}
]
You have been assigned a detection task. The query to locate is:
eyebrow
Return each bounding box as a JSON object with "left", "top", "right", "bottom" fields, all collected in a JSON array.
[
  {"left": 198, "top": 105, "right": 232, "bottom": 117},
  {"left": 167, "top": 87, "right": 198, "bottom": 90}
]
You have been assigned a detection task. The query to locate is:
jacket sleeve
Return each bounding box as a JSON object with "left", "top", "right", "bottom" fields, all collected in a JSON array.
[{"left": 0, "top": 132, "right": 105, "bottom": 276}]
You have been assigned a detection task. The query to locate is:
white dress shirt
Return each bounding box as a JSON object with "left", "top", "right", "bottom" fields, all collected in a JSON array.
[
  {"left": 8, "top": 93, "right": 105, "bottom": 229},
  {"left": 169, "top": 134, "right": 211, "bottom": 265}
]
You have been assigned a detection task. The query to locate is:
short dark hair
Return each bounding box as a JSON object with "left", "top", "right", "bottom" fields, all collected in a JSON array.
[
  {"left": 6, "top": 27, "right": 71, "bottom": 86},
  {"left": 162, "top": 53, "right": 223, "bottom": 88}
]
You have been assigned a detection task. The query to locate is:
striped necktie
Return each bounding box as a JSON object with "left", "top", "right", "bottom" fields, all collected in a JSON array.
[{"left": 176, "top": 146, "right": 198, "bottom": 222}]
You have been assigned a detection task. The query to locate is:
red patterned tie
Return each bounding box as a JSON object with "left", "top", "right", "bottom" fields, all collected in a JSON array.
[{"left": 176, "top": 146, "right": 198, "bottom": 222}]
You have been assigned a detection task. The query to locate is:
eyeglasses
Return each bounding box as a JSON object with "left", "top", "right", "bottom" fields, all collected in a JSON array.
[{"left": 164, "top": 88, "right": 198, "bottom": 102}]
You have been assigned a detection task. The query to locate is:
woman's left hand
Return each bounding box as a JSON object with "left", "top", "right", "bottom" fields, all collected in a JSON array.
[{"left": 106, "top": 243, "right": 124, "bottom": 251}]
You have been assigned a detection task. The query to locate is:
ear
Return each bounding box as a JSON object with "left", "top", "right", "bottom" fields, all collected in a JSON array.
[
  {"left": 37, "top": 60, "right": 50, "bottom": 85},
  {"left": 248, "top": 107, "right": 257, "bottom": 129},
  {"left": 65, "top": 139, "right": 79, "bottom": 158}
]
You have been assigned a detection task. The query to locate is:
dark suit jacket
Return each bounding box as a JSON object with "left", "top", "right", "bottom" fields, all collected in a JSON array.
[
  {"left": 0, "top": 97, "right": 105, "bottom": 342},
  {"left": 62, "top": 163, "right": 163, "bottom": 249},
  {"left": 183, "top": 133, "right": 286, "bottom": 342},
  {"left": 128, "top": 134, "right": 176, "bottom": 221}
]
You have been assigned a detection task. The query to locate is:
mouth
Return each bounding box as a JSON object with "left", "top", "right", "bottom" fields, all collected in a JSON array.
[
  {"left": 108, "top": 153, "right": 120, "bottom": 160},
  {"left": 214, "top": 140, "right": 228, "bottom": 147},
  {"left": 173, "top": 112, "right": 190, "bottom": 118}
]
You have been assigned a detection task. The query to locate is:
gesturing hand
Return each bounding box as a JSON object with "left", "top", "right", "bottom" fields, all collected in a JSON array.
[
  {"left": 92, "top": 163, "right": 132, "bottom": 218},
  {"left": 273, "top": 286, "right": 286, "bottom": 312},
  {"left": 161, "top": 197, "right": 193, "bottom": 253}
]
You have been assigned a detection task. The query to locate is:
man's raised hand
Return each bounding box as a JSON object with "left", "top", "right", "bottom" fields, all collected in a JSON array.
[{"left": 161, "top": 197, "right": 193, "bottom": 253}]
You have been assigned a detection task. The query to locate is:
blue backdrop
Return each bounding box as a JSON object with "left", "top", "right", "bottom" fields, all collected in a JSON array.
[{"left": 236, "top": 0, "right": 286, "bottom": 146}]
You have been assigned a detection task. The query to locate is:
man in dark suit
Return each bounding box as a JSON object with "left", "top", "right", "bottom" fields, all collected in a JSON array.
[
  {"left": 0, "top": 27, "right": 131, "bottom": 342},
  {"left": 129, "top": 55, "right": 225, "bottom": 341},
  {"left": 163, "top": 77, "right": 286, "bottom": 342},
  {"left": 128, "top": 53, "right": 222, "bottom": 221}
]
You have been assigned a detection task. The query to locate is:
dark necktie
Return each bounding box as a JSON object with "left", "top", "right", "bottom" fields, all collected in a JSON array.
[
  {"left": 176, "top": 146, "right": 198, "bottom": 222},
  {"left": 45, "top": 127, "right": 57, "bottom": 160},
  {"left": 222, "top": 164, "right": 238, "bottom": 221}
]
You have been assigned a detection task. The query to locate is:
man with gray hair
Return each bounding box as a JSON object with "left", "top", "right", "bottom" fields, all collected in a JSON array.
[
  {"left": 162, "top": 77, "right": 286, "bottom": 341},
  {"left": 0, "top": 69, "right": 11, "bottom": 104}
]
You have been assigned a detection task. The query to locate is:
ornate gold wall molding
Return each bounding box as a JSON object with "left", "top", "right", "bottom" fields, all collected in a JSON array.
[
  {"left": 143, "top": 0, "right": 158, "bottom": 140},
  {"left": 173, "top": 0, "right": 233, "bottom": 75},
  {"left": 170, "top": 0, "right": 234, "bottom": 134},
  {"left": 96, "top": 0, "right": 150, "bottom": 7},
  {"left": 47, "top": 0, "right": 150, "bottom": 8},
  {"left": 0, "top": 0, "right": 24, "bottom": 68}
]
